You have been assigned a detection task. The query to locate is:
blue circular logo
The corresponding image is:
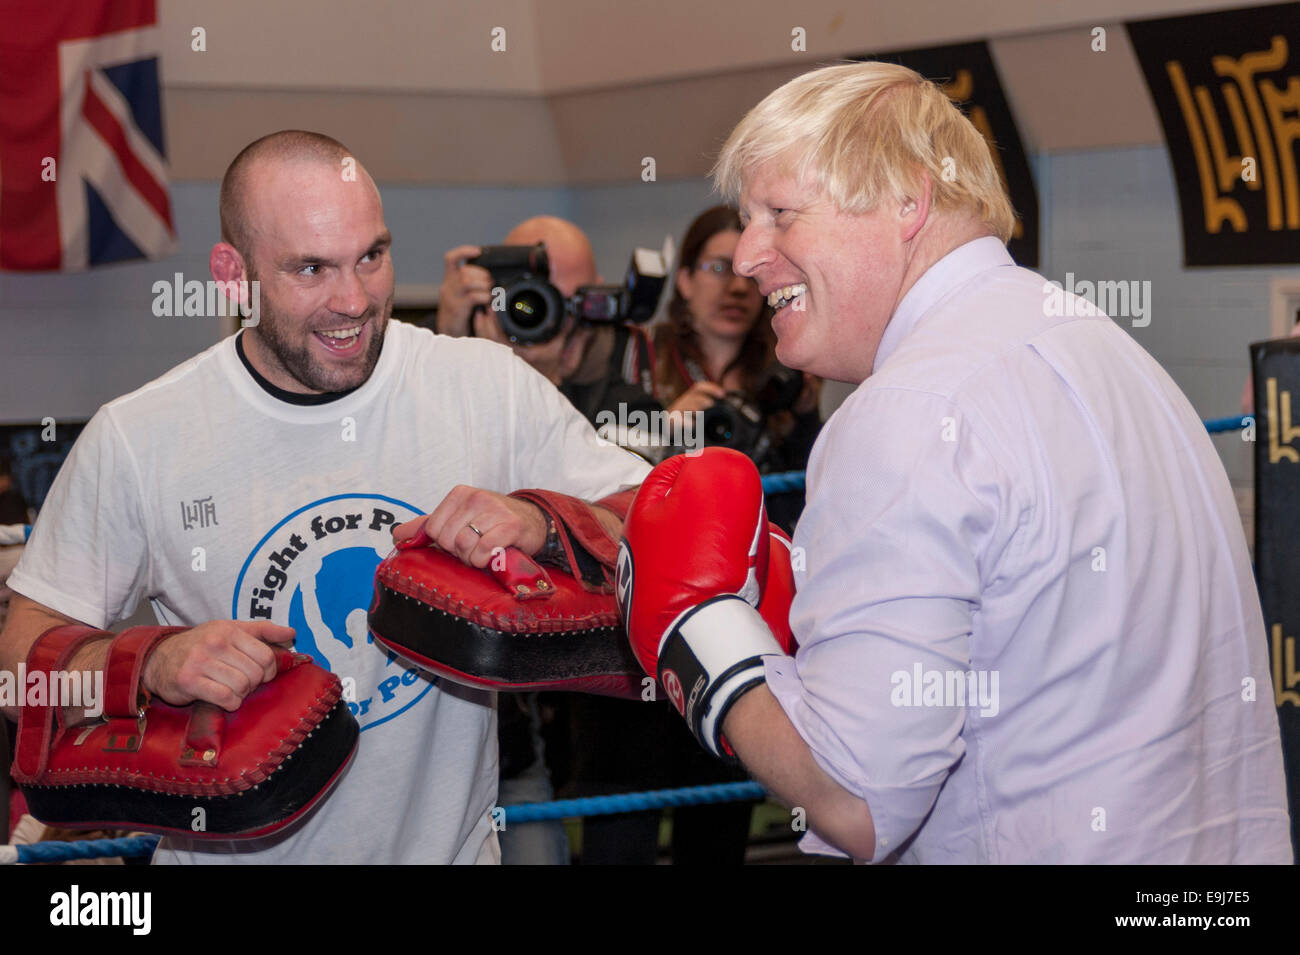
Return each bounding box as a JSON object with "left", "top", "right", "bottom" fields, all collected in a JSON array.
[{"left": 232, "top": 494, "right": 433, "bottom": 731}]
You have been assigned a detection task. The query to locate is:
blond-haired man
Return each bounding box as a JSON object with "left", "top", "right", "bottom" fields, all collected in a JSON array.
[{"left": 618, "top": 62, "right": 1290, "bottom": 863}]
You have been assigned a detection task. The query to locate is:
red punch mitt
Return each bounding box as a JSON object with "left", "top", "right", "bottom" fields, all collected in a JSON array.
[
  {"left": 12, "top": 625, "right": 358, "bottom": 839},
  {"left": 367, "top": 487, "right": 647, "bottom": 700}
]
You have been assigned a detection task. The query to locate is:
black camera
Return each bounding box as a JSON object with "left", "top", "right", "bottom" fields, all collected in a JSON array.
[
  {"left": 701, "top": 362, "right": 805, "bottom": 465},
  {"left": 467, "top": 243, "right": 666, "bottom": 344}
]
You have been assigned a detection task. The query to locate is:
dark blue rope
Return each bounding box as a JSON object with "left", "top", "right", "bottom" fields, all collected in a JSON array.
[
  {"left": 761, "top": 472, "right": 805, "bottom": 494},
  {"left": 501, "top": 781, "right": 767, "bottom": 824},
  {"left": 1204, "top": 414, "right": 1250, "bottom": 434},
  {"left": 14, "top": 834, "right": 159, "bottom": 864}
]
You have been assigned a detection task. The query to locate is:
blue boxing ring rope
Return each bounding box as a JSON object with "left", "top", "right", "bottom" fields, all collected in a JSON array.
[
  {"left": 2, "top": 835, "right": 161, "bottom": 864},
  {"left": 1, "top": 783, "right": 767, "bottom": 863},
  {"left": 0, "top": 412, "right": 1254, "bottom": 863},
  {"left": 499, "top": 781, "right": 767, "bottom": 825},
  {"left": 1203, "top": 414, "right": 1252, "bottom": 434}
]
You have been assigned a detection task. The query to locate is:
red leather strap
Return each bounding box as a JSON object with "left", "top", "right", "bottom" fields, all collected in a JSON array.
[
  {"left": 13, "top": 624, "right": 111, "bottom": 780},
  {"left": 179, "top": 703, "right": 225, "bottom": 767},
  {"left": 396, "top": 530, "right": 556, "bottom": 602},
  {"left": 508, "top": 487, "right": 639, "bottom": 592},
  {"left": 491, "top": 547, "right": 556, "bottom": 601},
  {"left": 511, "top": 489, "right": 612, "bottom": 562},
  {"left": 104, "top": 626, "right": 188, "bottom": 718}
]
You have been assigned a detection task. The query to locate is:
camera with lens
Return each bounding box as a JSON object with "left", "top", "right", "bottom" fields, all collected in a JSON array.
[
  {"left": 467, "top": 243, "right": 666, "bottom": 344},
  {"left": 701, "top": 362, "right": 805, "bottom": 465}
]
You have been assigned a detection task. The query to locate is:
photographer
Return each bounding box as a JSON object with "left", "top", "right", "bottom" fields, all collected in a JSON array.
[
  {"left": 654, "top": 205, "right": 823, "bottom": 533},
  {"left": 437, "top": 216, "right": 661, "bottom": 426}
]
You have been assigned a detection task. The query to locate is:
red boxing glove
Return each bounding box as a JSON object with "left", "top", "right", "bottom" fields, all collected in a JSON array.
[
  {"left": 759, "top": 525, "right": 797, "bottom": 652},
  {"left": 616, "top": 448, "right": 795, "bottom": 758}
]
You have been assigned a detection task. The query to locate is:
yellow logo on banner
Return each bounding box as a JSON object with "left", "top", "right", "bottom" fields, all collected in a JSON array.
[
  {"left": 1166, "top": 36, "right": 1300, "bottom": 236},
  {"left": 1272, "top": 624, "right": 1300, "bottom": 707},
  {"left": 1266, "top": 377, "right": 1300, "bottom": 463}
]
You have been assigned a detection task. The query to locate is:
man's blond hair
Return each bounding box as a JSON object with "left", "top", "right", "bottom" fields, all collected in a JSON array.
[{"left": 714, "top": 61, "right": 1016, "bottom": 241}]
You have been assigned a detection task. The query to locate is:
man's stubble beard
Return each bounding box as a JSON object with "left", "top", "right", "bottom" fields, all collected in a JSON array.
[{"left": 251, "top": 282, "right": 391, "bottom": 394}]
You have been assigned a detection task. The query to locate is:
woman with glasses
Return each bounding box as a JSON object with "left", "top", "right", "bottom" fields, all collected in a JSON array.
[{"left": 654, "top": 204, "right": 822, "bottom": 533}]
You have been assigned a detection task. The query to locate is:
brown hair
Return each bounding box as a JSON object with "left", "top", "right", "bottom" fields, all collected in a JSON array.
[{"left": 654, "top": 204, "right": 773, "bottom": 403}]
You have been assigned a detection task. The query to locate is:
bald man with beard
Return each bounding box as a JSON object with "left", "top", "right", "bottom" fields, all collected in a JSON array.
[{"left": 0, "top": 130, "right": 649, "bottom": 864}]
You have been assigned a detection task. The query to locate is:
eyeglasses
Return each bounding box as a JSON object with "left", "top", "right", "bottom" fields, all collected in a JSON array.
[{"left": 695, "top": 258, "right": 739, "bottom": 280}]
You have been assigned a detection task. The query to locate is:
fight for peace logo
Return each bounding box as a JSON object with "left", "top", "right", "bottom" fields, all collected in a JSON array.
[{"left": 232, "top": 493, "right": 431, "bottom": 732}]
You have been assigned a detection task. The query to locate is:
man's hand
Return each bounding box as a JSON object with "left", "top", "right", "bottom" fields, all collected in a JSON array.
[
  {"left": 667, "top": 381, "right": 725, "bottom": 416},
  {"left": 393, "top": 486, "right": 549, "bottom": 568},
  {"left": 437, "top": 244, "right": 498, "bottom": 338},
  {"left": 142, "top": 620, "right": 296, "bottom": 712}
]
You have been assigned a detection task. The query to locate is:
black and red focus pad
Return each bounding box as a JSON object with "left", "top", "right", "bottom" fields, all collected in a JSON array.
[{"left": 368, "top": 533, "right": 645, "bottom": 699}]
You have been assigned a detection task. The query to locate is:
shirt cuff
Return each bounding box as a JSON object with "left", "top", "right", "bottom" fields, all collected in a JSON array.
[{"left": 763, "top": 654, "right": 901, "bottom": 864}]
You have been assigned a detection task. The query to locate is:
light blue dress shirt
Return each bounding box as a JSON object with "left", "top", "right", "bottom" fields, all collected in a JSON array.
[{"left": 765, "top": 237, "right": 1291, "bottom": 863}]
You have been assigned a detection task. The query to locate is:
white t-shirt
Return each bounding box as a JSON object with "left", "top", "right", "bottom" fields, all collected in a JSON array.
[{"left": 10, "top": 321, "right": 649, "bottom": 864}]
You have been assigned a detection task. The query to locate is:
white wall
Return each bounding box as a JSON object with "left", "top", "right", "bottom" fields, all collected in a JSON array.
[{"left": 157, "top": 0, "right": 1267, "bottom": 94}]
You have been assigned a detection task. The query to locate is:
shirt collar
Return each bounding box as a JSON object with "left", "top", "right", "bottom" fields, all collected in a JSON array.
[{"left": 872, "top": 236, "right": 1015, "bottom": 373}]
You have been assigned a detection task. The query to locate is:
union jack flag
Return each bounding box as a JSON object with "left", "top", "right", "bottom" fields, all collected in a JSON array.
[{"left": 0, "top": 0, "right": 175, "bottom": 271}]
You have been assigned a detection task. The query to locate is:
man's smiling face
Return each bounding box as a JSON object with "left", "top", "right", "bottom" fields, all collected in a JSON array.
[
  {"left": 242, "top": 158, "right": 394, "bottom": 394},
  {"left": 734, "top": 163, "right": 909, "bottom": 383}
]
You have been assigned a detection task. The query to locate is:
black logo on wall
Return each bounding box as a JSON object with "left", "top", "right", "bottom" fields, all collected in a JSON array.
[
  {"left": 1128, "top": 3, "right": 1300, "bottom": 266},
  {"left": 851, "top": 41, "right": 1041, "bottom": 268}
]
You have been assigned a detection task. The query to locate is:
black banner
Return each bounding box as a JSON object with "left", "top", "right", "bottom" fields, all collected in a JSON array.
[
  {"left": 1128, "top": 3, "right": 1300, "bottom": 266},
  {"left": 0, "top": 421, "right": 85, "bottom": 519},
  {"left": 850, "top": 41, "right": 1040, "bottom": 268},
  {"left": 1252, "top": 336, "right": 1300, "bottom": 857}
]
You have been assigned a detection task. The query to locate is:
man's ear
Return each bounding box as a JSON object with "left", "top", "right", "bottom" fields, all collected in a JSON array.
[
  {"left": 900, "top": 172, "right": 933, "bottom": 242},
  {"left": 210, "top": 242, "right": 248, "bottom": 285},
  {"left": 209, "top": 242, "right": 253, "bottom": 323}
]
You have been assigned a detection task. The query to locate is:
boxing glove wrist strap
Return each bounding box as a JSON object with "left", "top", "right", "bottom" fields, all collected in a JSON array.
[{"left": 657, "top": 595, "right": 785, "bottom": 760}]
